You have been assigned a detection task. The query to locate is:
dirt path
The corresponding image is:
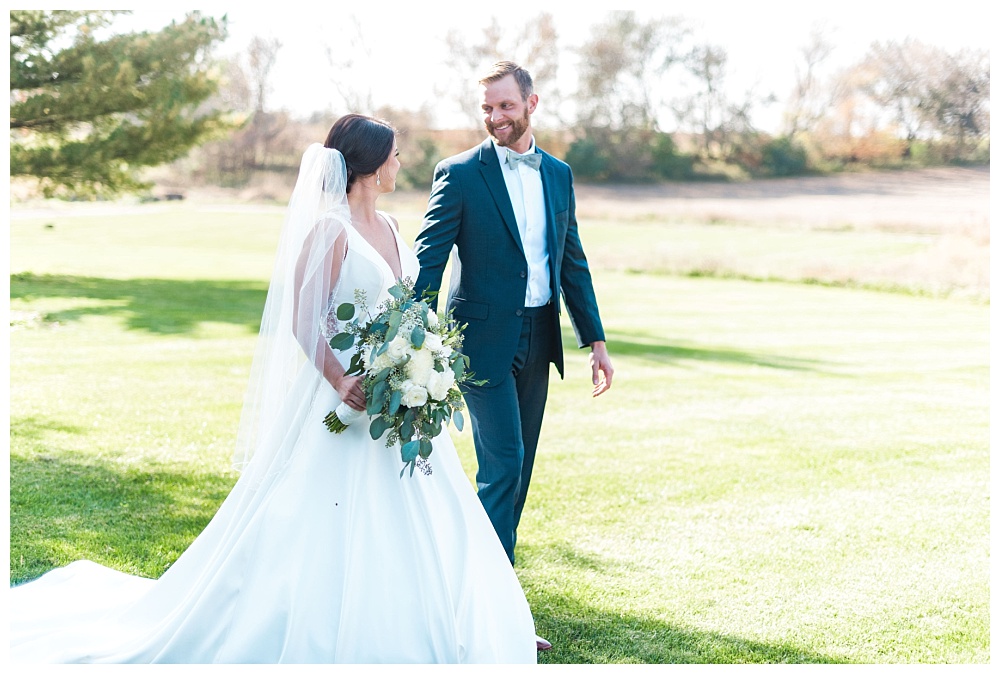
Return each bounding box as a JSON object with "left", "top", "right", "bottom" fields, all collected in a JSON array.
[{"left": 12, "top": 166, "right": 989, "bottom": 234}]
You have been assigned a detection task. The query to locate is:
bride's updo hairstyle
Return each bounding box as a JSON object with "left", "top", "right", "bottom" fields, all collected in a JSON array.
[{"left": 324, "top": 114, "right": 396, "bottom": 193}]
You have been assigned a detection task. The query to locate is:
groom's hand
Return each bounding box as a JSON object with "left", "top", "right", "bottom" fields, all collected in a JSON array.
[{"left": 589, "top": 341, "right": 614, "bottom": 397}]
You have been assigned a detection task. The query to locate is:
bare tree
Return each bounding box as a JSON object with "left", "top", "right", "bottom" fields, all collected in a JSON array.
[
  {"left": 247, "top": 35, "right": 281, "bottom": 113},
  {"left": 784, "top": 26, "right": 834, "bottom": 137},
  {"left": 859, "top": 39, "right": 936, "bottom": 146},
  {"left": 575, "top": 11, "right": 689, "bottom": 132},
  {"left": 323, "top": 16, "right": 375, "bottom": 115},
  {"left": 673, "top": 44, "right": 729, "bottom": 158},
  {"left": 923, "top": 47, "right": 990, "bottom": 157},
  {"left": 216, "top": 55, "right": 253, "bottom": 113},
  {"left": 192, "top": 35, "right": 289, "bottom": 182},
  {"left": 442, "top": 13, "right": 561, "bottom": 133},
  {"left": 823, "top": 39, "right": 990, "bottom": 161}
]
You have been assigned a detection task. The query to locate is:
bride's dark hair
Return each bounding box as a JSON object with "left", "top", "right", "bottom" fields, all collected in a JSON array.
[{"left": 324, "top": 114, "right": 396, "bottom": 193}]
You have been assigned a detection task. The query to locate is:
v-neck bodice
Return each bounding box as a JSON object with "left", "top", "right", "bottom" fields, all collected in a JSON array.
[
  {"left": 346, "top": 212, "right": 410, "bottom": 282},
  {"left": 321, "top": 211, "right": 419, "bottom": 344}
]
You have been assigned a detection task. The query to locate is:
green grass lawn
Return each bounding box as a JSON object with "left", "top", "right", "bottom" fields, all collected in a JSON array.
[{"left": 8, "top": 202, "right": 989, "bottom": 663}]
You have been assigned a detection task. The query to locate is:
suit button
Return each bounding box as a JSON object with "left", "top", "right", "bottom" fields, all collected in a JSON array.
[
  {"left": 515, "top": 309, "right": 523, "bottom": 317},
  {"left": 520, "top": 271, "right": 527, "bottom": 278}
]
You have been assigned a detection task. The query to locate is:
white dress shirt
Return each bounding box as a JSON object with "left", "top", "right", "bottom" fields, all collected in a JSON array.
[{"left": 494, "top": 137, "right": 551, "bottom": 307}]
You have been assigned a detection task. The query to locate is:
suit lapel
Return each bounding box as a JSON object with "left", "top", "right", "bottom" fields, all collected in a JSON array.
[
  {"left": 539, "top": 151, "right": 561, "bottom": 293},
  {"left": 478, "top": 139, "right": 524, "bottom": 255}
]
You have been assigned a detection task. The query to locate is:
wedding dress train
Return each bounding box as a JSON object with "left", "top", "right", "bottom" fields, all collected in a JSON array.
[{"left": 9, "top": 199, "right": 538, "bottom": 663}]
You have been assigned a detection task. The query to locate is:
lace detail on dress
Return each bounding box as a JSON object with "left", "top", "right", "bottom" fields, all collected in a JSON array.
[{"left": 320, "top": 292, "right": 340, "bottom": 341}]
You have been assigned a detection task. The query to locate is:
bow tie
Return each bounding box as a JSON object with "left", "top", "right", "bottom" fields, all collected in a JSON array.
[{"left": 506, "top": 149, "right": 541, "bottom": 171}]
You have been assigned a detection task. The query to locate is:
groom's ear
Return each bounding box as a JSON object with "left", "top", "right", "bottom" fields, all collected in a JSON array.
[{"left": 526, "top": 93, "right": 539, "bottom": 115}]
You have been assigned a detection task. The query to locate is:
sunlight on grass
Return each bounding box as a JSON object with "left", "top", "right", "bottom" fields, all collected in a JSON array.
[{"left": 9, "top": 202, "right": 989, "bottom": 663}]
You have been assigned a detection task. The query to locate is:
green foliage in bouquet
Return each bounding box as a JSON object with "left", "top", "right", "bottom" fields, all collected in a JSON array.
[{"left": 324, "top": 279, "right": 483, "bottom": 477}]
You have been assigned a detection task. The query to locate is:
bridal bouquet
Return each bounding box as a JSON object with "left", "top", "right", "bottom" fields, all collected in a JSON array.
[{"left": 323, "top": 279, "right": 480, "bottom": 477}]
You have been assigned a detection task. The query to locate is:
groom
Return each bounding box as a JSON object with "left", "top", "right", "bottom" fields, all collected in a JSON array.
[{"left": 414, "top": 60, "right": 613, "bottom": 569}]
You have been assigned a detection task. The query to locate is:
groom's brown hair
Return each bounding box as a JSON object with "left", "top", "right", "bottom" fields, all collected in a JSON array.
[{"left": 479, "top": 61, "right": 533, "bottom": 101}]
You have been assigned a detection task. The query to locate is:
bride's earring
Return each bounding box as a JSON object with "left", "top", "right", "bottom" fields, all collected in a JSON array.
[{"left": 376, "top": 173, "right": 381, "bottom": 186}]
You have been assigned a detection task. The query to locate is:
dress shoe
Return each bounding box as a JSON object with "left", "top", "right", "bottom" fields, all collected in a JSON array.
[{"left": 535, "top": 634, "right": 552, "bottom": 651}]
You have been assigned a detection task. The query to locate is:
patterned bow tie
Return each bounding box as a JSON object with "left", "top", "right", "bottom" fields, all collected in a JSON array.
[{"left": 507, "top": 149, "right": 541, "bottom": 171}]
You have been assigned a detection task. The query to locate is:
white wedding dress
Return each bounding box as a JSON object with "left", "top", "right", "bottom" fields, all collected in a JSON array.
[{"left": 9, "top": 210, "right": 538, "bottom": 663}]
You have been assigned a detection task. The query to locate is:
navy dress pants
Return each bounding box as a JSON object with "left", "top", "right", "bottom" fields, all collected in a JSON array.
[{"left": 461, "top": 303, "right": 557, "bottom": 564}]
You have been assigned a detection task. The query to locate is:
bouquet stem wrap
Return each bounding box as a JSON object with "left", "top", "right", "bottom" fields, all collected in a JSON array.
[{"left": 323, "top": 402, "right": 366, "bottom": 433}]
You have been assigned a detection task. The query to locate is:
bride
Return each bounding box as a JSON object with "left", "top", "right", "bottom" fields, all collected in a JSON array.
[{"left": 9, "top": 114, "right": 538, "bottom": 664}]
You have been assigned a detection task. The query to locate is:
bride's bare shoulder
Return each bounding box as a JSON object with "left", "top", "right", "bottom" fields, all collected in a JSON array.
[{"left": 378, "top": 211, "right": 400, "bottom": 232}]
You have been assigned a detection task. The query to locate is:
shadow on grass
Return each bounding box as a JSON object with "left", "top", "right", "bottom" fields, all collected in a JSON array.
[
  {"left": 11, "top": 272, "right": 267, "bottom": 335},
  {"left": 520, "top": 542, "right": 848, "bottom": 664},
  {"left": 583, "top": 329, "right": 827, "bottom": 372},
  {"left": 10, "top": 447, "right": 236, "bottom": 585},
  {"left": 10, "top": 415, "right": 86, "bottom": 442}
]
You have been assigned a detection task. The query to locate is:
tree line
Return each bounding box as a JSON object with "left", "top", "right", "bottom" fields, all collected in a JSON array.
[{"left": 9, "top": 10, "right": 990, "bottom": 198}]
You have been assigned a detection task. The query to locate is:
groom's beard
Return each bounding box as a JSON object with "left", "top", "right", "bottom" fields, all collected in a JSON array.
[{"left": 486, "top": 109, "right": 530, "bottom": 147}]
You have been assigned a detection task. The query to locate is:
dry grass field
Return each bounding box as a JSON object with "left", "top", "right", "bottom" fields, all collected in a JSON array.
[
  {"left": 388, "top": 165, "right": 989, "bottom": 301},
  {"left": 12, "top": 166, "right": 989, "bottom": 301}
]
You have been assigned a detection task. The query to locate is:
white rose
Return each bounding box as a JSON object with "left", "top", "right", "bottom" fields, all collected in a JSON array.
[
  {"left": 422, "top": 332, "right": 443, "bottom": 353},
  {"left": 426, "top": 368, "right": 456, "bottom": 401},
  {"left": 405, "top": 347, "right": 435, "bottom": 386},
  {"left": 386, "top": 334, "right": 411, "bottom": 364},
  {"left": 400, "top": 381, "right": 428, "bottom": 408},
  {"left": 427, "top": 311, "right": 439, "bottom": 328}
]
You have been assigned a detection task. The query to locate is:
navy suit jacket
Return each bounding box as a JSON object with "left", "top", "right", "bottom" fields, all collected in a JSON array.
[{"left": 414, "top": 138, "right": 605, "bottom": 387}]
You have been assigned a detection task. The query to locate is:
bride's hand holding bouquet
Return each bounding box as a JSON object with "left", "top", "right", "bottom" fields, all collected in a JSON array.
[{"left": 324, "top": 279, "right": 482, "bottom": 477}]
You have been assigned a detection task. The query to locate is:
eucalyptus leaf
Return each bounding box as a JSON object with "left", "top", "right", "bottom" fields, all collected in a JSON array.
[
  {"left": 346, "top": 352, "right": 364, "bottom": 376},
  {"left": 454, "top": 410, "right": 464, "bottom": 432},
  {"left": 367, "top": 385, "right": 386, "bottom": 416},
  {"left": 389, "top": 284, "right": 405, "bottom": 300},
  {"left": 336, "top": 303, "right": 355, "bottom": 320},
  {"left": 328, "top": 332, "right": 355, "bottom": 352},
  {"left": 419, "top": 438, "right": 433, "bottom": 458},
  {"left": 401, "top": 439, "right": 420, "bottom": 462},
  {"left": 369, "top": 415, "right": 391, "bottom": 440},
  {"left": 372, "top": 379, "right": 388, "bottom": 404},
  {"left": 411, "top": 325, "right": 425, "bottom": 348},
  {"left": 389, "top": 389, "right": 402, "bottom": 415}
]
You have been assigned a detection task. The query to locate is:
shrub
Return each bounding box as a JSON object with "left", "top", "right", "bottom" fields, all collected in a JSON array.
[
  {"left": 759, "top": 136, "right": 809, "bottom": 177},
  {"left": 397, "top": 136, "right": 442, "bottom": 190},
  {"left": 651, "top": 133, "right": 695, "bottom": 180},
  {"left": 565, "top": 137, "right": 611, "bottom": 181}
]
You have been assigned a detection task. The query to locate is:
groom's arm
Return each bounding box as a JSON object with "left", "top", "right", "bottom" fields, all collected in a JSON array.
[
  {"left": 559, "top": 171, "right": 614, "bottom": 396},
  {"left": 414, "top": 161, "right": 463, "bottom": 311},
  {"left": 560, "top": 174, "right": 605, "bottom": 347}
]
